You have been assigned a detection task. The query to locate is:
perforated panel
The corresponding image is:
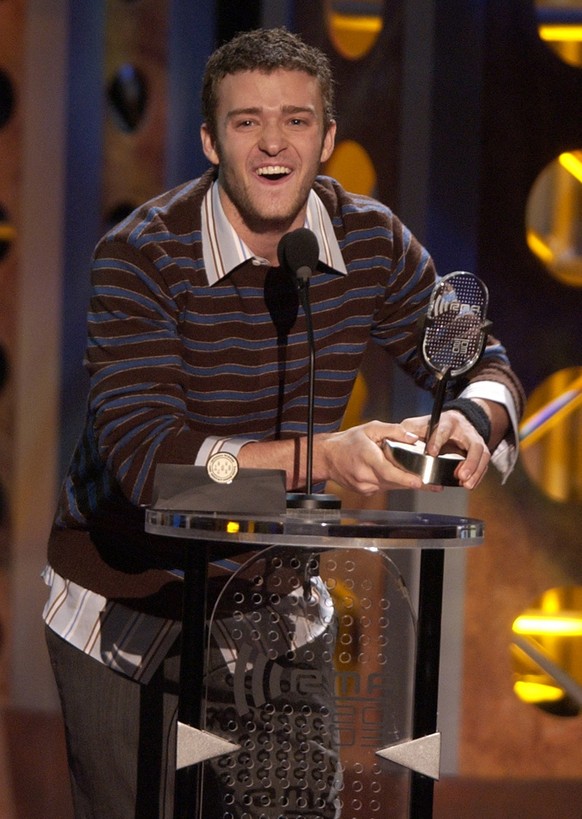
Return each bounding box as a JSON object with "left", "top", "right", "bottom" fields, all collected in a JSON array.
[{"left": 200, "top": 546, "right": 417, "bottom": 818}]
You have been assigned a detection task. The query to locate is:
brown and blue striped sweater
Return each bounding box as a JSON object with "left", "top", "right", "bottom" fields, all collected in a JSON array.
[{"left": 47, "top": 170, "right": 524, "bottom": 613}]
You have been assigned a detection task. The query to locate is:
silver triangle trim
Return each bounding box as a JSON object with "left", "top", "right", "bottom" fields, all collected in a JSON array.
[
  {"left": 176, "top": 722, "right": 241, "bottom": 770},
  {"left": 376, "top": 732, "right": 441, "bottom": 780}
]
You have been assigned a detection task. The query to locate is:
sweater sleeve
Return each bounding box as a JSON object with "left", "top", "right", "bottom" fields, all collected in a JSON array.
[
  {"left": 85, "top": 239, "right": 210, "bottom": 507},
  {"left": 368, "top": 211, "right": 526, "bottom": 421}
]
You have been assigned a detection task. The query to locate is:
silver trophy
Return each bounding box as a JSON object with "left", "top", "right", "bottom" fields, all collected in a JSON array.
[{"left": 386, "top": 271, "right": 490, "bottom": 485}]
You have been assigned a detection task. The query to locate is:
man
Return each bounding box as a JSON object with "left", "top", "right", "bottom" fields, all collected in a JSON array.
[{"left": 43, "top": 27, "right": 524, "bottom": 819}]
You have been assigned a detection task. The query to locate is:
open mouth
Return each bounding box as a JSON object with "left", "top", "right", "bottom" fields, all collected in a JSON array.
[{"left": 256, "top": 165, "right": 292, "bottom": 182}]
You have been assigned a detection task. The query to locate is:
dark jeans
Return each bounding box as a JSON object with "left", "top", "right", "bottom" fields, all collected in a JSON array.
[{"left": 46, "top": 625, "right": 180, "bottom": 819}]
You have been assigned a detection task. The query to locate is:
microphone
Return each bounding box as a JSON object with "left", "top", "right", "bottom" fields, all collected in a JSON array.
[
  {"left": 277, "top": 228, "right": 341, "bottom": 513},
  {"left": 277, "top": 227, "right": 319, "bottom": 286}
]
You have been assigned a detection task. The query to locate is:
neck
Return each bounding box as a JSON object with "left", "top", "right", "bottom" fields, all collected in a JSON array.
[
  {"left": 217, "top": 189, "right": 308, "bottom": 266},
  {"left": 236, "top": 216, "right": 309, "bottom": 267},
  {"left": 244, "top": 230, "right": 299, "bottom": 266}
]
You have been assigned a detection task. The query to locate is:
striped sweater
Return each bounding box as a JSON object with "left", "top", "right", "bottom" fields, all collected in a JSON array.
[{"left": 47, "top": 169, "right": 524, "bottom": 614}]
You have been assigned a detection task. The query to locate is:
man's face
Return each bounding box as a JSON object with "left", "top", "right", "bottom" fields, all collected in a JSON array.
[{"left": 201, "top": 69, "right": 336, "bottom": 234}]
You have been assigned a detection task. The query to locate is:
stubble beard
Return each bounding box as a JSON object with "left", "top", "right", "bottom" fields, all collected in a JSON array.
[
  {"left": 214, "top": 137, "right": 323, "bottom": 235},
  {"left": 220, "top": 169, "right": 313, "bottom": 236}
]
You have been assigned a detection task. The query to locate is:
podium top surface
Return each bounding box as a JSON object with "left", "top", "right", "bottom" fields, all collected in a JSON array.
[{"left": 145, "top": 508, "right": 484, "bottom": 550}]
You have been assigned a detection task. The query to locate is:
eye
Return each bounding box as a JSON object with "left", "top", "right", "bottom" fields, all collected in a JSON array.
[{"left": 233, "top": 118, "right": 257, "bottom": 130}]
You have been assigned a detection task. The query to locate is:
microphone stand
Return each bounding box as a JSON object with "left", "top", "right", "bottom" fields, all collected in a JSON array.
[
  {"left": 300, "top": 273, "right": 315, "bottom": 494},
  {"left": 286, "top": 266, "right": 341, "bottom": 513}
]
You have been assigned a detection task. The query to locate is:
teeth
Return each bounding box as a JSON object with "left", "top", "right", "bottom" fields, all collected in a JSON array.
[{"left": 257, "top": 166, "right": 291, "bottom": 176}]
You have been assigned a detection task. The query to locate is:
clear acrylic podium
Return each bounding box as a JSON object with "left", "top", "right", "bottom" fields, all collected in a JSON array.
[{"left": 145, "top": 508, "right": 483, "bottom": 819}]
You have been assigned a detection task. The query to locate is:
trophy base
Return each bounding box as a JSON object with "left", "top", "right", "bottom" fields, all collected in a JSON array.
[
  {"left": 384, "top": 440, "right": 463, "bottom": 487},
  {"left": 286, "top": 492, "right": 342, "bottom": 517}
]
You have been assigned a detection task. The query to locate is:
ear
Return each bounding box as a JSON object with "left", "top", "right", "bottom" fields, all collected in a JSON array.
[
  {"left": 320, "top": 120, "right": 337, "bottom": 164},
  {"left": 200, "top": 123, "right": 219, "bottom": 165}
]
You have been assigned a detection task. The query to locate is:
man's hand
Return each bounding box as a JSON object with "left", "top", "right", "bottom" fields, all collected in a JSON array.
[
  {"left": 401, "top": 398, "right": 509, "bottom": 489},
  {"left": 239, "top": 421, "right": 432, "bottom": 494},
  {"left": 238, "top": 399, "right": 509, "bottom": 493},
  {"left": 316, "top": 421, "right": 438, "bottom": 495}
]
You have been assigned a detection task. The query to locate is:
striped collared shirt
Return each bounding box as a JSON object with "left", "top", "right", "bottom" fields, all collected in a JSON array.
[{"left": 201, "top": 182, "right": 347, "bottom": 285}]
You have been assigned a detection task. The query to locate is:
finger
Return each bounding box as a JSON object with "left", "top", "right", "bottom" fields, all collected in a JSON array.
[
  {"left": 425, "top": 419, "right": 454, "bottom": 456},
  {"left": 380, "top": 428, "right": 420, "bottom": 448},
  {"left": 401, "top": 416, "right": 430, "bottom": 440},
  {"left": 456, "top": 446, "right": 490, "bottom": 489},
  {"left": 366, "top": 421, "right": 420, "bottom": 447}
]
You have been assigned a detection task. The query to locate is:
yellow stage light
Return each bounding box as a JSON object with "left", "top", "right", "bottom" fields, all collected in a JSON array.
[
  {"left": 513, "top": 679, "right": 565, "bottom": 704},
  {"left": 526, "top": 229, "right": 554, "bottom": 264},
  {"left": 539, "top": 25, "right": 582, "bottom": 43},
  {"left": 513, "top": 612, "right": 582, "bottom": 637},
  {"left": 559, "top": 151, "right": 582, "bottom": 185}
]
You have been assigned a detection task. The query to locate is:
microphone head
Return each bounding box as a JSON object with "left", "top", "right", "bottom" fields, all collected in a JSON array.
[
  {"left": 421, "top": 271, "right": 490, "bottom": 379},
  {"left": 277, "top": 228, "right": 319, "bottom": 282}
]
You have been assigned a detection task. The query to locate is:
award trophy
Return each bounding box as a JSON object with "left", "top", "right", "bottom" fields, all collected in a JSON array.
[{"left": 385, "top": 271, "right": 490, "bottom": 485}]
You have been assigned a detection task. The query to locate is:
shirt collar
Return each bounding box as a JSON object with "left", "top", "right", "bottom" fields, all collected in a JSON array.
[{"left": 201, "top": 180, "right": 347, "bottom": 286}]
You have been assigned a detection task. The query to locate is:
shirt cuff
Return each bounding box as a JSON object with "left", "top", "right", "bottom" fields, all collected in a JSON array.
[
  {"left": 195, "top": 435, "right": 259, "bottom": 466},
  {"left": 458, "top": 381, "right": 519, "bottom": 482}
]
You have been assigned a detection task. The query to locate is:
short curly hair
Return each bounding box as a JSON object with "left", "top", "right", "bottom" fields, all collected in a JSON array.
[{"left": 202, "top": 28, "right": 335, "bottom": 140}]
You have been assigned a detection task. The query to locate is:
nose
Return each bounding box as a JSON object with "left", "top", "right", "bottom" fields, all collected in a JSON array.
[{"left": 258, "top": 121, "right": 287, "bottom": 155}]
